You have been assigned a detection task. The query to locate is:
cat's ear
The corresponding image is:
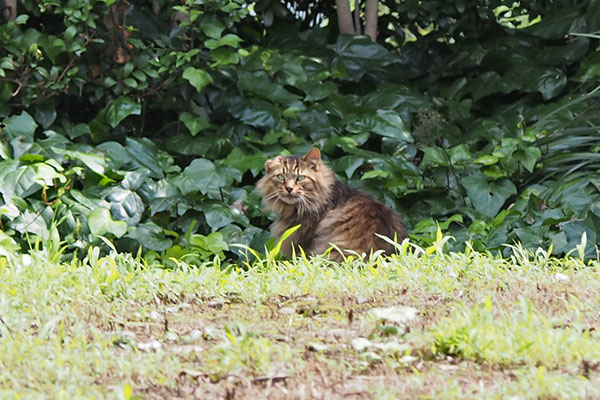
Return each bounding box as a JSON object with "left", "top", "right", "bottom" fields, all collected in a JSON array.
[
  {"left": 265, "top": 157, "right": 281, "bottom": 173},
  {"left": 302, "top": 147, "right": 321, "bottom": 170}
]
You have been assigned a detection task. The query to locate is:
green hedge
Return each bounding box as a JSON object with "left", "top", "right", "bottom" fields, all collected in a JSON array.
[{"left": 1, "top": 0, "right": 599, "bottom": 262}]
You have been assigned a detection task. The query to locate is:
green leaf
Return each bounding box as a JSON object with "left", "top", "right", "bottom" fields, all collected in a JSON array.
[
  {"left": 87, "top": 208, "right": 127, "bottom": 238},
  {"left": 332, "top": 35, "right": 397, "bottom": 81},
  {"left": 205, "top": 34, "right": 243, "bottom": 49},
  {"left": 513, "top": 147, "right": 541, "bottom": 173},
  {"left": 462, "top": 175, "right": 517, "bottom": 218},
  {"left": 361, "top": 170, "right": 390, "bottom": 180},
  {"left": 202, "top": 203, "right": 242, "bottom": 231},
  {"left": 165, "top": 134, "right": 213, "bottom": 156},
  {"left": 190, "top": 232, "right": 229, "bottom": 255},
  {"left": 228, "top": 98, "right": 280, "bottom": 128},
  {"left": 0, "top": 164, "right": 40, "bottom": 200},
  {"left": 329, "top": 155, "right": 364, "bottom": 179},
  {"left": 172, "top": 158, "right": 228, "bottom": 197},
  {"left": 125, "top": 138, "right": 164, "bottom": 179},
  {"left": 182, "top": 67, "right": 213, "bottom": 93},
  {"left": 574, "top": 51, "right": 600, "bottom": 82},
  {"left": 447, "top": 144, "right": 472, "bottom": 165},
  {"left": 107, "top": 188, "right": 145, "bottom": 226},
  {"left": 104, "top": 97, "right": 141, "bottom": 128},
  {"left": 179, "top": 112, "right": 209, "bottom": 136},
  {"left": 534, "top": 69, "right": 567, "bottom": 100},
  {"left": 12, "top": 210, "right": 49, "bottom": 239},
  {"left": 422, "top": 147, "right": 449, "bottom": 168},
  {"left": 55, "top": 148, "right": 108, "bottom": 176},
  {"left": 223, "top": 148, "right": 266, "bottom": 176},
  {"left": 126, "top": 222, "right": 173, "bottom": 251},
  {"left": 210, "top": 48, "right": 240, "bottom": 67},
  {"left": 524, "top": 12, "right": 585, "bottom": 39},
  {"left": 237, "top": 70, "right": 300, "bottom": 105},
  {"left": 201, "top": 17, "right": 226, "bottom": 39},
  {"left": 474, "top": 155, "right": 499, "bottom": 166},
  {"left": 3, "top": 112, "right": 38, "bottom": 140},
  {"left": 38, "top": 35, "right": 66, "bottom": 63},
  {"left": 346, "top": 110, "right": 412, "bottom": 143},
  {"left": 0, "top": 231, "right": 20, "bottom": 257}
]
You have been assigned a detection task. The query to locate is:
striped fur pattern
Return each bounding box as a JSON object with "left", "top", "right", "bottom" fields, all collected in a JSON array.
[{"left": 257, "top": 148, "right": 407, "bottom": 261}]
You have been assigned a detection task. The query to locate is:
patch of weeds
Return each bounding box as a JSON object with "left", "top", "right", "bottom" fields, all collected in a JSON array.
[
  {"left": 500, "top": 367, "right": 592, "bottom": 399},
  {"left": 430, "top": 296, "right": 600, "bottom": 367},
  {"left": 202, "top": 322, "right": 292, "bottom": 381}
]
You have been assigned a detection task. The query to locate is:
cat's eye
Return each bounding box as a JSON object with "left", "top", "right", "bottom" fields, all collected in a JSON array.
[
  {"left": 296, "top": 175, "right": 306, "bottom": 181},
  {"left": 276, "top": 174, "right": 285, "bottom": 181}
]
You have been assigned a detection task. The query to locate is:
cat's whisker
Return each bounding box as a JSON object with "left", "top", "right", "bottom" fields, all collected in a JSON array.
[
  {"left": 301, "top": 195, "right": 320, "bottom": 216},
  {"left": 298, "top": 195, "right": 318, "bottom": 217}
]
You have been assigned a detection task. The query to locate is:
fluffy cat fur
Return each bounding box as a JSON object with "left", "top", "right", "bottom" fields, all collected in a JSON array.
[{"left": 257, "top": 148, "right": 407, "bottom": 261}]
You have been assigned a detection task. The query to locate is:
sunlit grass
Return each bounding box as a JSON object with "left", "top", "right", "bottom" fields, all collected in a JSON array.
[{"left": 0, "top": 240, "right": 599, "bottom": 398}]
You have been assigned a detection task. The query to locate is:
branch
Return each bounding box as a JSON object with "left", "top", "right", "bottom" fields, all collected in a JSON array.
[
  {"left": 3, "top": 0, "right": 17, "bottom": 21},
  {"left": 335, "top": 0, "right": 356, "bottom": 35},
  {"left": 353, "top": 0, "right": 361, "bottom": 34},
  {"left": 364, "top": 0, "right": 378, "bottom": 41}
]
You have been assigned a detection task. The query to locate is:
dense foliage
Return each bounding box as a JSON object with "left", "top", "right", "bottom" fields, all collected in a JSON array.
[{"left": 1, "top": 0, "right": 599, "bottom": 262}]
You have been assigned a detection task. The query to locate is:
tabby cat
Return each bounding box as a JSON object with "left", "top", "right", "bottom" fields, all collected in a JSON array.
[{"left": 257, "top": 148, "right": 407, "bottom": 261}]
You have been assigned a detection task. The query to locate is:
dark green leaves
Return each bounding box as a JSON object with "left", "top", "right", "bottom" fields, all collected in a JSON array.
[
  {"left": 462, "top": 176, "right": 517, "bottom": 218},
  {"left": 183, "top": 67, "right": 213, "bottom": 93},
  {"left": 3, "top": 112, "right": 38, "bottom": 140},
  {"left": 104, "top": 97, "right": 141, "bottom": 128},
  {"left": 172, "top": 158, "right": 240, "bottom": 198},
  {"left": 332, "top": 35, "right": 397, "bottom": 81}
]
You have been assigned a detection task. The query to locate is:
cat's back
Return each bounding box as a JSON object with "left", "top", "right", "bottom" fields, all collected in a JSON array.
[{"left": 311, "top": 180, "right": 406, "bottom": 259}]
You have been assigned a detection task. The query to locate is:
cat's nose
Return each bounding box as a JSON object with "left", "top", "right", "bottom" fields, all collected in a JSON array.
[{"left": 285, "top": 186, "right": 293, "bottom": 193}]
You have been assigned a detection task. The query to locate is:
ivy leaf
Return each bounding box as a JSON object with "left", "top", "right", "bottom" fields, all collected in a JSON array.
[
  {"left": 182, "top": 67, "right": 213, "bottom": 93},
  {"left": 172, "top": 158, "right": 228, "bottom": 197},
  {"left": 329, "top": 155, "right": 364, "bottom": 179},
  {"left": 179, "top": 112, "right": 209, "bottom": 136},
  {"left": 462, "top": 175, "right": 517, "bottom": 218},
  {"left": 201, "top": 202, "right": 249, "bottom": 231},
  {"left": 228, "top": 97, "right": 280, "bottom": 128},
  {"left": 332, "top": 35, "right": 397, "bottom": 81},
  {"left": 125, "top": 138, "right": 164, "bottom": 179},
  {"left": 3, "top": 112, "right": 38, "bottom": 140},
  {"left": 125, "top": 222, "right": 173, "bottom": 251},
  {"left": 372, "top": 110, "right": 413, "bottom": 142},
  {"left": 421, "top": 147, "right": 449, "bottom": 168},
  {"left": 0, "top": 164, "right": 40, "bottom": 200},
  {"left": 223, "top": 148, "right": 266, "bottom": 176},
  {"left": 534, "top": 69, "right": 567, "bottom": 100},
  {"left": 107, "top": 188, "right": 145, "bottom": 226},
  {"left": 104, "top": 97, "right": 141, "bottom": 128},
  {"left": 87, "top": 207, "right": 127, "bottom": 238},
  {"left": 12, "top": 210, "right": 49, "bottom": 239},
  {"left": 190, "top": 231, "right": 229, "bottom": 254},
  {"left": 54, "top": 148, "right": 108, "bottom": 175},
  {"left": 513, "top": 147, "right": 541, "bottom": 173},
  {"left": 204, "top": 33, "right": 243, "bottom": 49},
  {"left": 203, "top": 204, "right": 236, "bottom": 231}
]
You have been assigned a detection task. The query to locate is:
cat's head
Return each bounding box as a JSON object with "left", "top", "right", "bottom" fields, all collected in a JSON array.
[{"left": 257, "top": 148, "right": 333, "bottom": 214}]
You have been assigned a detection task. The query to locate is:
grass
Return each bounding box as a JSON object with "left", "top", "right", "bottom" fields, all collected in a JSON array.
[{"left": 1, "top": 241, "right": 600, "bottom": 399}]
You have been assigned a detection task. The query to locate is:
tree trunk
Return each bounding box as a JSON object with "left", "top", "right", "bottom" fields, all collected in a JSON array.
[
  {"left": 3, "top": 0, "right": 17, "bottom": 21},
  {"left": 335, "top": 0, "right": 356, "bottom": 35},
  {"left": 353, "top": 0, "right": 361, "bottom": 34},
  {"left": 364, "top": 0, "right": 378, "bottom": 41}
]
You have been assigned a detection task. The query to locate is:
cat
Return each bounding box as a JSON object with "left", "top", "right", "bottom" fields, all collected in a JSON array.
[{"left": 257, "top": 147, "right": 407, "bottom": 261}]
